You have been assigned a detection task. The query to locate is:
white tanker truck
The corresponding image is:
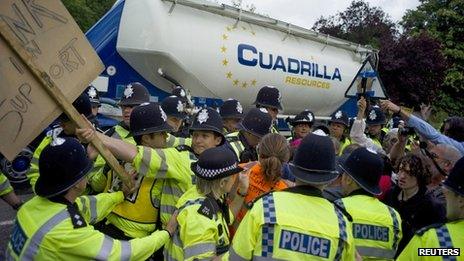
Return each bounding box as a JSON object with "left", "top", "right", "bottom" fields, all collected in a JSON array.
[{"left": 87, "top": 0, "right": 384, "bottom": 119}]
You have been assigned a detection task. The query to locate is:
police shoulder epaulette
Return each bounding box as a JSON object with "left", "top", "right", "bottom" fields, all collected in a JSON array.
[
  {"left": 333, "top": 199, "right": 353, "bottom": 222},
  {"left": 176, "top": 144, "right": 194, "bottom": 153},
  {"left": 415, "top": 223, "right": 444, "bottom": 236},
  {"left": 197, "top": 197, "right": 219, "bottom": 220},
  {"left": 226, "top": 135, "right": 239, "bottom": 143},
  {"left": 247, "top": 191, "right": 275, "bottom": 209},
  {"left": 104, "top": 126, "right": 116, "bottom": 137}
]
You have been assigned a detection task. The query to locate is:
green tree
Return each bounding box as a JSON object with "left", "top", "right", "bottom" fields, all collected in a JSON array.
[
  {"left": 402, "top": 0, "right": 464, "bottom": 115},
  {"left": 62, "top": 0, "right": 116, "bottom": 32}
]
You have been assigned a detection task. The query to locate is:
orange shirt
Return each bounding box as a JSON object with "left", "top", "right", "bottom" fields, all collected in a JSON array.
[{"left": 237, "top": 163, "right": 288, "bottom": 223}]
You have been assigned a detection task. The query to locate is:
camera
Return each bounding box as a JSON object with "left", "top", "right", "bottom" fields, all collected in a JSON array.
[{"left": 399, "top": 127, "right": 415, "bottom": 136}]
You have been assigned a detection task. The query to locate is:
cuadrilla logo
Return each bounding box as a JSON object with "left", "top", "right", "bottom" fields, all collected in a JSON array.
[{"left": 220, "top": 23, "right": 257, "bottom": 89}]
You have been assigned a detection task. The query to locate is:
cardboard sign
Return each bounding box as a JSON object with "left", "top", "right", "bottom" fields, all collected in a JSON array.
[{"left": 0, "top": 0, "right": 104, "bottom": 160}]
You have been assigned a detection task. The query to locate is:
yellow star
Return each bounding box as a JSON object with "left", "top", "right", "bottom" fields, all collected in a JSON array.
[
  {"left": 241, "top": 82, "right": 248, "bottom": 88},
  {"left": 226, "top": 72, "right": 233, "bottom": 79},
  {"left": 222, "top": 34, "right": 228, "bottom": 40},
  {"left": 242, "top": 26, "right": 247, "bottom": 31},
  {"left": 226, "top": 26, "right": 231, "bottom": 32},
  {"left": 233, "top": 79, "right": 239, "bottom": 86},
  {"left": 222, "top": 59, "right": 228, "bottom": 66},
  {"left": 251, "top": 79, "right": 257, "bottom": 86},
  {"left": 251, "top": 31, "right": 256, "bottom": 36},
  {"left": 220, "top": 46, "right": 227, "bottom": 53}
]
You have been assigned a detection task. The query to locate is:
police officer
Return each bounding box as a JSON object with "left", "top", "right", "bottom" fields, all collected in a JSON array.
[
  {"left": 337, "top": 147, "right": 402, "bottom": 260},
  {"left": 366, "top": 106, "right": 388, "bottom": 147},
  {"left": 253, "top": 86, "right": 282, "bottom": 133},
  {"left": 219, "top": 98, "right": 244, "bottom": 134},
  {"left": 227, "top": 133, "right": 355, "bottom": 260},
  {"left": 0, "top": 171, "right": 22, "bottom": 210},
  {"left": 165, "top": 146, "right": 248, "bottom": 260},
  {"left": 227, "top": 108, "right": 273, "bottom": 163},
  {"left": 397, "top": 156, "right": 464, "bottom": 260},
  {"left": 161, "top": 95, "right": 191, "bottom": 147},
  {"left": 86, "top": 85, "right": 101, "bottom": 117},
  {"left": 27, "top": 93, "right": 95, "bottom": 192},
  {"left": 6, "top": 137, "right": 177, "bottom": 260},
  {"left": 289, "top": 109, "right": 315, "bottom": 142},
  {"left": 329, "top": 110, "right": 352, "bottom": 155}
]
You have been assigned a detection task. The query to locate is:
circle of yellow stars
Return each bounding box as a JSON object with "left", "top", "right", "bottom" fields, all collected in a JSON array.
[{"left": 221, "top": 24, "right": 257, "bottom": 89}]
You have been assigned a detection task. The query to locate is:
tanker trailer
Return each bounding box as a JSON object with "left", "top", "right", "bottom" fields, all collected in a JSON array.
[{"left": 86, "top": 0, "right": 382, "bottom": 117}]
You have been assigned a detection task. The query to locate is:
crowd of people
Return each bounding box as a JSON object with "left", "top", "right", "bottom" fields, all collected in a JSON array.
[{"left": 1, "top": 82, "right": 463, "bottom": 260}]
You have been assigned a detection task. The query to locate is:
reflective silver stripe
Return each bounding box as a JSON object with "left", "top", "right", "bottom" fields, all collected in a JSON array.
[
  {"left": 88, "top": 196, "right": 97, "bottom": 224},
  {"left": 79, "top": 197, "right": 88, "bottom": 216},
  {"left": 0, "top": 179, "right": 11, "bottom": 192},
  {"left": 120, "top": 241, "right": 132, "bottom": 261},
  {"left": 164, "top": 249, "right": 180, "bottom": 261},
  {"left": 229, "top": 247, "right": 248, "bottom": 261},
  {"left": 111, "top": 129, "right": 122, "bottom": 140},
  {"left": 163, "top": 185, "right": 184, "bottom": 198},
  {"left": 95, "top": 235, "right": 114, "bottom": 260},
  {"left": 166, "top": 135, "right": 176, "bottom": 147},
  {"left": 333, "top": 207, "right": 348, "bottom": 261},
  {"left": 30, "top": 157, "right": 39, "bottom": 165},
  {"left": 178, "top": 138, "right": 186, "bottom": 146},
  {"left": 161, "top": 204, "right": 177, "bottom": 215},
  {"left": 22, "top": 209, "right": 69, "bottom": 260},
  {"left": 155, "top": 149, "right": 168, "bottom": 178},
  {"left": 5, "top": 247, "right": 15, "bottom": 261},
  {"left": 183, "top": 242, "right": 216, "bottom": 259},
  {"left": 139, "top": 146, "right": 152, "bottom": 176},
  {"left": 152, "top": 197, "right": 161, "bottom": 208},
  {"left": 387, "top": 206, "right": 400, "bottom": 251},
  {"left": 356, "top": 246, "right": 396, "bottom": 259}
]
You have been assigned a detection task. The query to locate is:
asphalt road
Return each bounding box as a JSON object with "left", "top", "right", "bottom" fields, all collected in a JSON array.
[{"left": 0, "top": 187, "right": 33, "bottom": 259}]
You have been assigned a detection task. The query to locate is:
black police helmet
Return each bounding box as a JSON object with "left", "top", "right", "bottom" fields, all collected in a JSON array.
[
  {"left": 220, "top": 99, "right": 244, "bottom": 119},
  {"left": 119, "top": 82, "right": 150, "bottom": 106},
  {"left": 161, "top": 96, "right": 188, "bottom": 120},
  {"left": 444, "top": 156, "right": 464, "bottom": 197},
  {"left": 36, "top": 137, "right": 93, "bottom": 198},
  {"left": 130, "top": 102, "right": 173, "bottom": 136},
  {"left": 366, "top": 107, "right": 386, "bottom": 126},
  {"left": 58, "top": 93, "right": 93, "bottom": 122},
  {"left": 190, "top": 107, "right": 225, "bottom": 141},
  {"left": 191, "top": 146, "right": 243, "bottom": 180},
  {"left": 238, "top": 108, "right": 273, "bottom": 138},
  {"left": 253, "top": 86, "right": 283, "bottom": 110},
  {"left": 291, "top": 109, "right": 315, "bottom": 127},
  {"left": 329, "top": 110, "right": 349, "bottom": 127},
  {"left": 86, "top": 85, "right": 100, "bottom": 106},
  {"left": 171, "top": 86, "right": 189, "bottom": 104},
  {"left": 289, "top": 133, "right": 338, "bottom": 184},
  {"left": 339, "top": 147, "right": 384, "bottom": 195}
]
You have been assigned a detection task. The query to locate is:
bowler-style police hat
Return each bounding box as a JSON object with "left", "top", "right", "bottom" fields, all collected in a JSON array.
[
  {"left": 119, "top": 82, "right": 150, "bottom": 106},
  {"left": 444, "top": 156, "right": 464, "bottom": 197},
  {"left": 366, "top": 106, "right": 386, "bottom": 126},
  {"left": 36, "top": 137, "right": 93, "bottom": 198},
  {"left": 58, "top": 93, "right": 93, "bottom": 122},
  {"left": 291, "top": 109, "right": 315, "bottom": 127},
  {"left": 220, "top": 99, "right": 244, "bottom": 119},
  {"left": 161, "top": 96, "right": 188, "bottom": 120},
  {"left": 86, "top": 85, "right": 100, "bottom": 106},
  {"left": 191, "top": 146, "right": 243, "bottom": 180},
  {"left": 253, "top": 86, "right": 283, "bottom": 110},
  {"left": 130, "top": 103, "right": 173, "bottom": 136},
  {"left": 339, "top": 147, "right": 384, "bottom": 195},
  {"left": 190, "top": 107, "right": 225, "bottom": 140},
  {"left": 289, "top": 133, "right": 338, "bottom": 183},
  {"left": 329, "top": 110, "right": 349, "bottom": 127},
  {"left": 238, "top": 108, "right": 273, "bottom": 138}
]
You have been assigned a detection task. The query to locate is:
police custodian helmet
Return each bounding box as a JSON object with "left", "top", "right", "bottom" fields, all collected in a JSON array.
[
  {"left": 119, "top": 82, "right": 150, "bottom": 106},
  {"left": 253, "top": 86, "right": 283, "bottom": 110},
  {"left": 130, "top": 103, "right": 173, "bottom": 136}
]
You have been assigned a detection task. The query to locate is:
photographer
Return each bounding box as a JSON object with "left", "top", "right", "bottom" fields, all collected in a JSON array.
[{"left": 381, "top": 100, "right": 464, "bottom": 154}]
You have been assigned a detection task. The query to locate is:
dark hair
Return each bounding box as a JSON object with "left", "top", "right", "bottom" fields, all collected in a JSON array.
[
  {"left": 134, "top": 134, "right": 143, "bottom": 145},
  {"left": 258, "top": 134, "right": 290, "bottom": 183},
  {"left": 443, "top": 117, "right": 464, "bottom": 142},
  {"left": 397, "top": 153, "right": 431, "bottom": 188},
  {"left": 341, "top": 143, "right": 361, "bottom": 156}
]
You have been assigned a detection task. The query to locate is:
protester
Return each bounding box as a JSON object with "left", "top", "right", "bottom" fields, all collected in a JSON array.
[
  {"left": 164, "top": 146, "right": 248, "bottom": 260},
  {"left": 383, "top": 153, "right": 446, "bottom": 254},
  {"left": 226, "top": 133, "right": 355, "bottom": 260},
  {"left": 5, "top": 138, "right": 178, "bottom": 260},
  {"left": 397, "top": 156, "right": 464, "bottom": 260}
]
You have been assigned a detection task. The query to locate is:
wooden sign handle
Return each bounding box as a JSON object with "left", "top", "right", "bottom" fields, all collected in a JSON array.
[{"left": 0, "top": 26, "right": 133, "bottom": 188}]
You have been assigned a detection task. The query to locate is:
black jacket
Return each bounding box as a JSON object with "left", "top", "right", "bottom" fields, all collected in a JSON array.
[{"left": 382, "top": 185, "right": 446, "bottom": 254}]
